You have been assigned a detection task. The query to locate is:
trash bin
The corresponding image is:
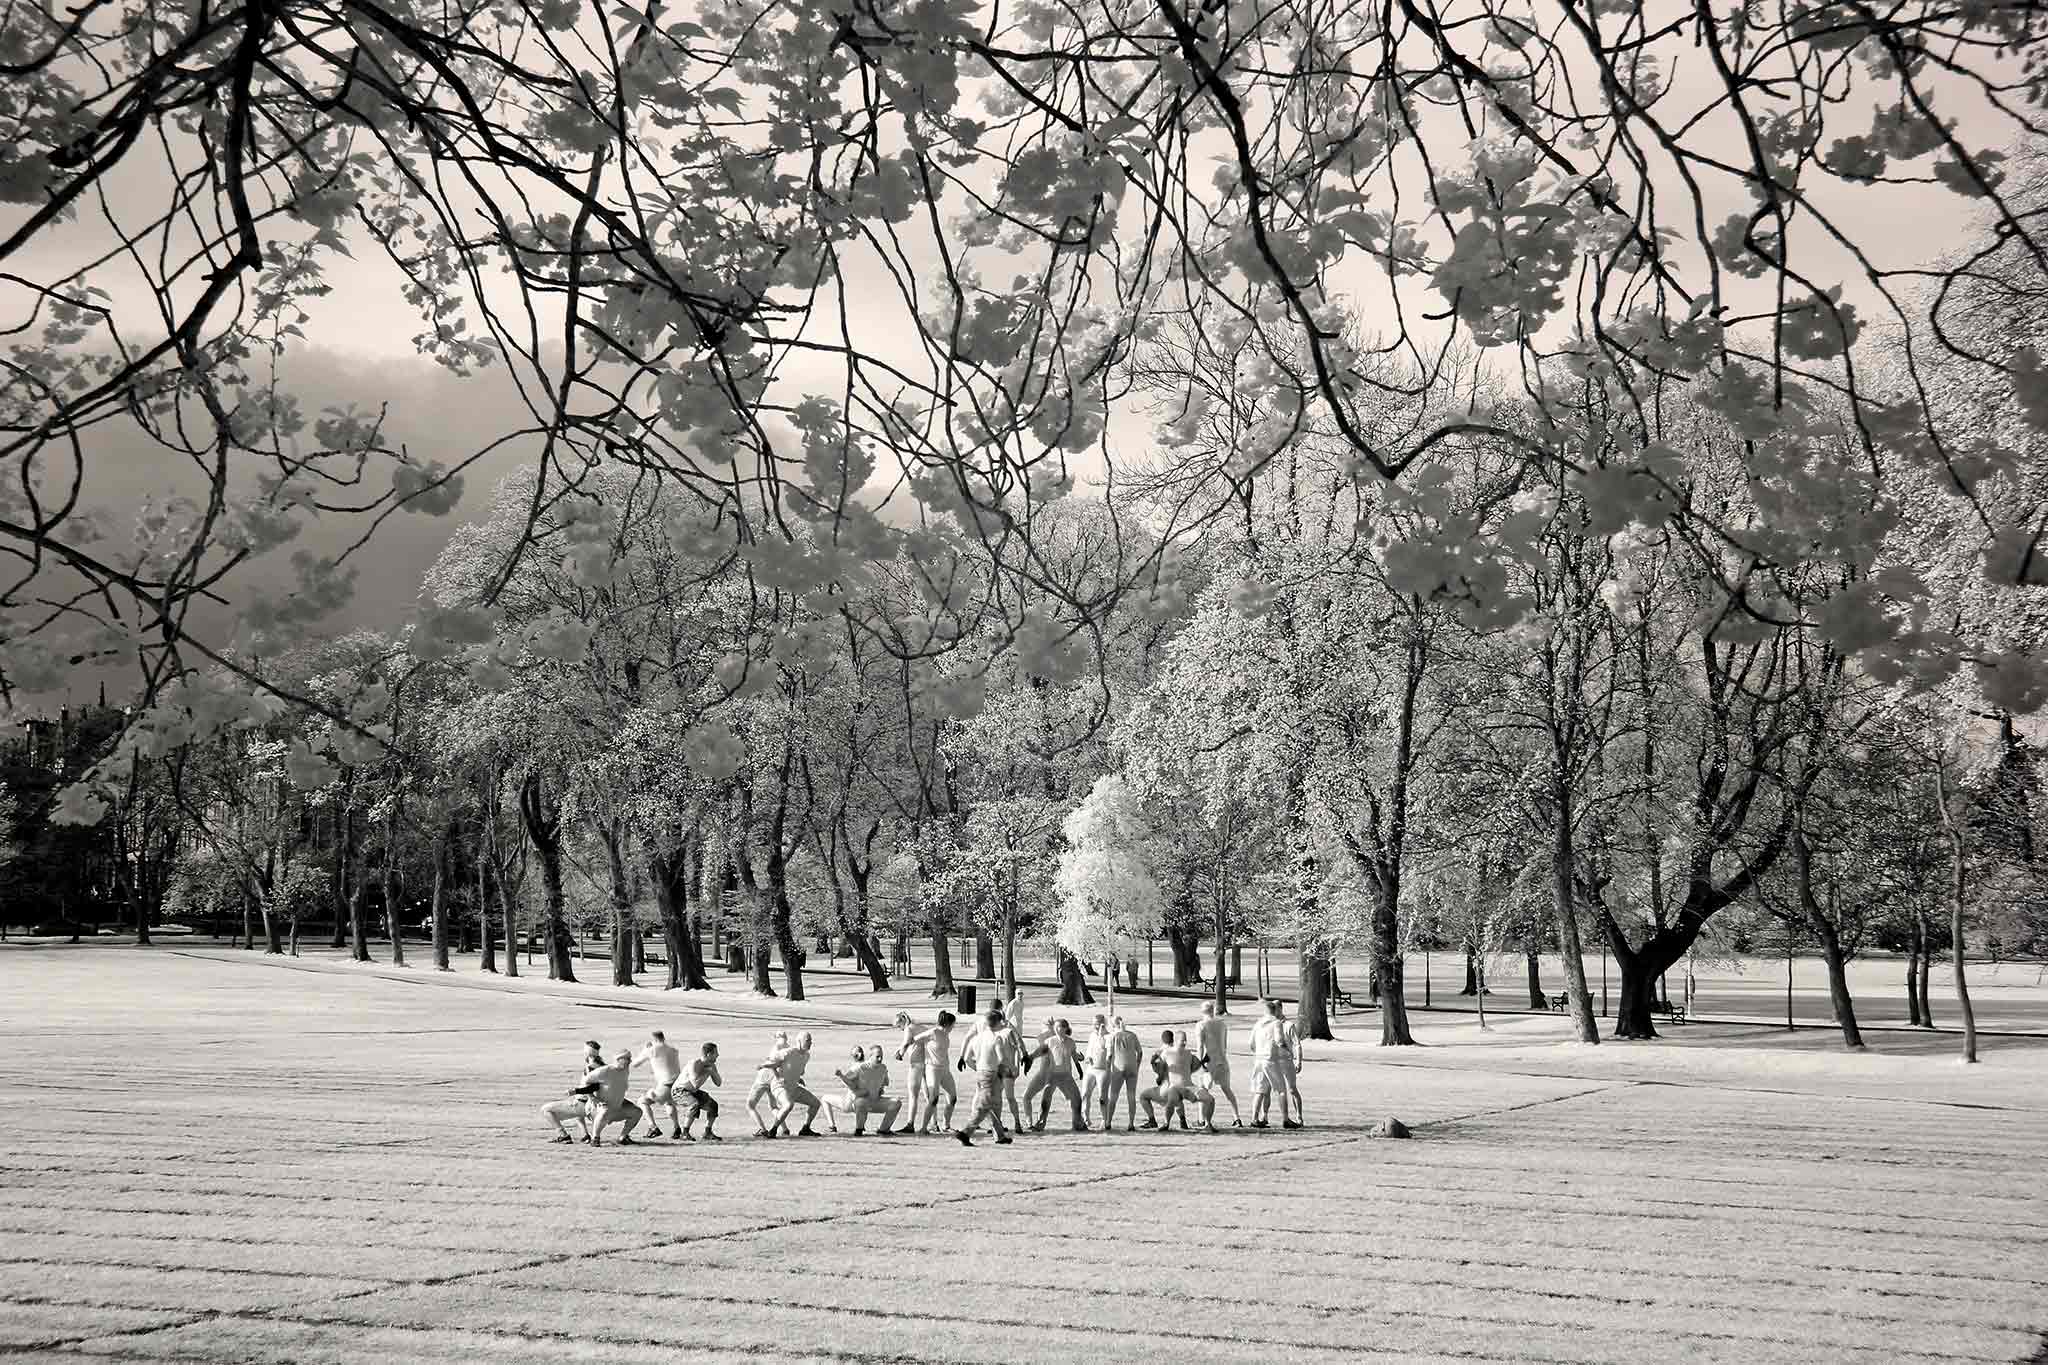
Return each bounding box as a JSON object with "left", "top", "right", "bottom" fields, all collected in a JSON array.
[{"left": 957, "top": 984, "right": 977, "bottom": 1018}]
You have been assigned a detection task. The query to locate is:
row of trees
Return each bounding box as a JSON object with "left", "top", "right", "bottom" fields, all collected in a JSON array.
[{"left": 26, "top": 352, "right": 2046, "bottom": 1063}]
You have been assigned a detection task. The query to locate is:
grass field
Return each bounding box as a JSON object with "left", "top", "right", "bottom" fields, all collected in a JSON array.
[{"left": 1, "top": 946, "right": 2045, "bottom": 1364}]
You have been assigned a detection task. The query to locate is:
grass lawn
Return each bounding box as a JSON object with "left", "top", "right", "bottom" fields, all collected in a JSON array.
[{"left": 1, "top": 946, "right": 2044, "bottom": 1364}]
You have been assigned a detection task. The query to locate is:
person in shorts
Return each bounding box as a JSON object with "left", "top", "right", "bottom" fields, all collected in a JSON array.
[
  {"left": 676, "top": 1043, "right": 723, "bottom": 1141},
  {"left": 955, "top": 1006, "right": 1016, "bottom": 1146}
]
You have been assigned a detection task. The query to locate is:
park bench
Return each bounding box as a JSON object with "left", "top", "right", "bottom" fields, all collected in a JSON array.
[
  {"left": 1333, "top": 987, "right": 1357, "bottom": 1010},
  {"left": 1649, "top": 999, "right": 1689, "bottom": 1025},
  {"left": 1548, "top": 992, "right": 1569, "bottom": 1013}
]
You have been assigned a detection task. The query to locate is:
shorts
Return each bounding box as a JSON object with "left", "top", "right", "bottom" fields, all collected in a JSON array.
[
  {"left": 773, "top": 1080, "right": 818, "bottom": 1109},
  {"left": 1084, "top": 1066, "right": 1108, "bottom": 1088},
  {"left": 921, "top": 1062, "right": 953, "bottom": 1090},
  {"left": 1253, "top": 1061, "right": 1289, "bottom": 1096},
  {"left": 644, "top": 1081, "right": 676, "bottom": 1106},
  {"left": 1205, "top": 1063, "right": 1231, "bottom": 1090},
  {"left": 681, "top": 1089, "right": 717, "bottom": 1120}
]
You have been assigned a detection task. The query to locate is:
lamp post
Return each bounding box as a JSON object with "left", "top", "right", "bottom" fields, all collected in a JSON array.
[
  {"left": 1601, "top": 940, "right": 1608, "bottom": 1018},
  {"left": 1424, "top": 943, "right": 1431, "bottom": 1008},
  {"left": 1786, "top": 924, "right": 1795, "bottom": 1031}
]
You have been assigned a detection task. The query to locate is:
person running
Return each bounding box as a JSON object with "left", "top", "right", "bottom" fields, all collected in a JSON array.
[
  {"left": 909, "top": 1010, "right": 958, "bottom": 1132},
  {"left": 770, "top": 1031, "right": 824, "bottom": 1137},
  {"left": 636, "top": 1030, "right": 687, "bottom": 1140},
  {"left": 1195, "top": 1002, "right": 1243, "bottom": 1127},
  {"left": 955, "top": 1005, "right": 1016, "bottom": 1147},
  {"left": 894, "top": 1011, "right": 931, "bottom": 1131},
  {"left": 1277, "top": 1003, "right": 1304, "bottom": 1129},
  {"left": 574, "top": 1049, "right": 644, "bottom": 1146},
  {"left": 540, "top": 1041, "right": 605, "bottom": 1143},
  {"left": 747, "top": 1032, "right": 793, "bottom": 1136},
  {"left": 1031, "top": 1019, "right": 1088, "bottom": 1132},
  {"left": 1248, "top": 1000, "right": 1291, "bottom": 1129},
  {"left": 676, "top": 1043, "right": 723, "bottom": 1141},
  {"left": 1080, "top": 1015, "right": 1111, "bottom": 1123},
  {"left": 1104, "top": 1015, "right": 1144, "bottom": 1131}
]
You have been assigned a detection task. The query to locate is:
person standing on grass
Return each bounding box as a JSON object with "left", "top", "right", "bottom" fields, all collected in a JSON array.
[
  {"left": 1080, "top": 1015, "right": 1111, "bottom": 1121},
  {"left": 1248, "top": 1000, "right": 1291, "bottom": 1129},
  {"left": 677, "top": 1043, "right": 723, "bottom": 1141},
  {"left": 575, "top": 1050, "right": 644, "bottom": 1146},
  {"left": 894, "top": 1011, "right": 931, "bottom": 1130},
  {"left": 955, "top": 1005, "right": 1017, "bottom": 1147},
  {"left": 1018, "top": 1017, "right": 1059, "bottom": 1124},
  {"left": 636, "top": 1030, "right": 687, "bottom": 1140},
  {"left": 770, "top": 1030, "right": 824, "bottom": 1137},
  {"left": 1030, "top": 1018, "right": 1088, "bottom": 1132},
  {"left": 747, "top": 1032, "right": 793, "bottom": 1137},
  {"left": 1104, "top": 1015, "right": 1144, "bottom": 1131},
  {"left": 1195, "top": 1002, "right": 1243, "bottom": 1127},
  {"left": 907, "top": 1010, "right": 958, "bottom": 1132},
  {"left": 1276, "top": 1002, "right": 1304, "bottom": 1129}
]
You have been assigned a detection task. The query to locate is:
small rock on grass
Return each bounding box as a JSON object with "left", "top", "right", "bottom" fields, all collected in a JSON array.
[{"left": 1370, "top": 1117, "right": 1412, "bottom": 1140}]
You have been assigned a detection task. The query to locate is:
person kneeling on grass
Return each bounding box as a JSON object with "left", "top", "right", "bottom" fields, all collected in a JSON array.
[
  {"left": 573, "top": 1050, "right": 644, "bottom": 1146},
  {"left": 540, "top": 1040, "right": 606, "bottom": 1143},
  {"left": 955, "top": 1006, "right": 1017, "bottom": 1147},
  {"left": 676, "top": 1043, "right": 723, "bottom": 1141}
]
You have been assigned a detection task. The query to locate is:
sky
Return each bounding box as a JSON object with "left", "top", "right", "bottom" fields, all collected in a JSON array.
[{"left": 2, "top": 0, "right": 2029, "bottom": 709}]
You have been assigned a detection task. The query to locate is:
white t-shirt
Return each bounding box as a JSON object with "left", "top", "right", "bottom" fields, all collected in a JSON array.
[
  {"left": 1248, "top": 1017, "right": 1282, "bottom": 1064},
  {"left": 966, "top": 1028, "right": 1008, "bottom": 1076}
]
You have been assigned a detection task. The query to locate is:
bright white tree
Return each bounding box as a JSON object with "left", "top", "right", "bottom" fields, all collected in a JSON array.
[{"left": 1053, "top": 775, "right": 1166, "bottom": 1015}]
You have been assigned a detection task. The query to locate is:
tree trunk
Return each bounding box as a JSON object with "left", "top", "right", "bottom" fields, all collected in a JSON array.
[
  {"left": 1370, "top": 877, "right": 1414, "bottom": 1046},
  {"left": 1951, "top": 857, "right": 1979, "bottom": 1065},
  {"left": 1298, "top": 941, "right": 1333, "bottom": 1040},
  {"left": 975, "top": 930, "right": 995, "bottom": 981},
  {"left": 348, "top": 880, "right": 370, "bottom": 963},
  {"left": 520, "top": 773, "right": 575, "bottom": 983},
  {"left": 479, "top": 846, "right": 497, "bottom": 974},
  {"left": 1611, "top": 945, "right": 1674, "bottom": 1041},
  {"left": 652, "top": 847, "right": 711, "bottom": 990},
  {"left": 1460, "top": 944, "right": 1478, "bottom": 995},
  {"left": 1915, "top": 916, "right": 1933, "bottom": 1028},
  {"left": 1000, "top": 903, "right": 1017, "bottom": 998},
  {"left": 748, "top": 892, "right": 775, "bottom": 996},
  {"left": 430, "top": 829, "right": 451, "bottom": 971},
  {"left": 1549, "top": 801, "right": 1600, "bottom": 1043},
  {"left": 1212, "top": 895, "right": 1230, "bottom": 1014},
  {"left": 1525, "top": 950, "right": 1544, "bottom": 1009},
  {"left": 773, "top": 888, "right": 805, "bottom": 1001},
  {"left": 930, "top": 920, "right": 956, "bottom": 998},
  {"left": 1794, "top": 828, "right": 1861, "bottom": 1049},
  {"left": 602, "top": 821, "right": 635, "bottom": 988},
  {"left": 1057, "top": 947, "right": 1093, "bottom": 1005},
  {"left": 1904, "top": 945, "right": 1922, "bottom": 1026},
  {"left": 499, "top": 862, "right": 519, "bottom": 980},
  {"left": 383, "top": 808, "right": 406, "bottom": 968},
  {"left": 1167, "top": 924, "right": 1202, "bottom": 986}
]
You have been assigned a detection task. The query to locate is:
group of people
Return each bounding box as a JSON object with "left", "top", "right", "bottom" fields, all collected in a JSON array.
[{"left": 540, "top": 992, "right": 1309, "bottom": 1148}]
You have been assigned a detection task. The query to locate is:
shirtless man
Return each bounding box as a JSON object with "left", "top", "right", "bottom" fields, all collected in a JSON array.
[
  {"left": 954, "top": 1006, "right": 1016, "bottom": 1146},
  {"left": 1140, "top": 1030, "right": 1215, "bottom": 1132},
  {"left": 676, "top": 1042, "right": 723, "bottom": 1140},
  {"left": 1104, "top": 1015, "right": 1144, "bottom": 1131},
  {"left": 907, "top": 1010, "right": 958, "bottom": 1132},
  {"left": 539, "top": 1040, "right": 605, "bottom": 1142},
  {"left": 1248, "top": 1000, "right": 1292, "bottom": 1129},
  {"left": 636, "top": 1030, "right": 688, "bottom": 1139},
  {"left": 768, "top": 1031, "right": 824, "bottom": 1137},
  {"left": 747, "top": 1032, "right": 792, "bottom": 1136},
  {"left": 1018, "top": 1018, "right": 1058, "bottom": 1124},
  {"left": 893, "top": 1011, "right": 930, "bottom": 1131},
  {"left": 844, "top": 1044, "right": 904, "bottom": 1136},
  {"left": 997, "top": 997, "right": 1028, "bottom": 1131},
  {"left": 574, "top": 1049, "right": 644, "bottom": 1146},
  {"left": 1194, "top": 1002, "right": 1244, "bottom": 1127},
  {"left": 824, "top": 1045, "right": 870, "bottom": 1134},
  {"left": 1031, "top": 1019, "right": 1088, "bottom": 1132},
  {"left": 1079, "top": 1015, "right": 1111, "bottom": 1122},
  {"left": 1277, "top": 1003, "right": 1304, "bottom": 1129}
]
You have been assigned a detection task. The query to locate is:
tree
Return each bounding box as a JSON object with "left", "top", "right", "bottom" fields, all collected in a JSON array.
[{"left": 1053, "top": 777, "right": 1165, "bottom": 1017}]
